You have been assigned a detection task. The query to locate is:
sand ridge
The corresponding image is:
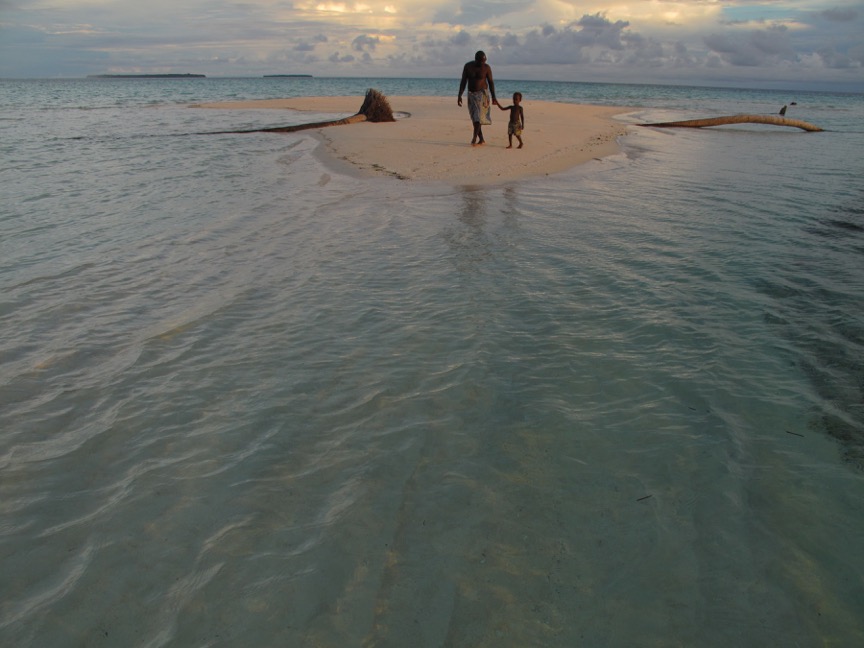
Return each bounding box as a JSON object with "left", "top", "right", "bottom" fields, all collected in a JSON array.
[{"left": 195, "top": 96, "right": 633, "bottom": 185}]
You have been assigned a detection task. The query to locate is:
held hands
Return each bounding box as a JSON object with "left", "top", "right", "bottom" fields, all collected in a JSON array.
[{"left": 457, "top": 96, "right": 462, "bottom": 107}]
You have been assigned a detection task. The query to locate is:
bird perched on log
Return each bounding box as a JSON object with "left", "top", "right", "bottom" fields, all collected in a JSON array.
[{"left": 779, "top": 105, "right": 787, "bottom": 116}]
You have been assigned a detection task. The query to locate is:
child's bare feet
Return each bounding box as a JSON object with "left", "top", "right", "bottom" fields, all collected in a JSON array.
[
  {"left": 506, "top": 145, "right": 512, "bottom": 149},
  {"left": 518, "top": 143, "right": 523, "bottom": 148}
]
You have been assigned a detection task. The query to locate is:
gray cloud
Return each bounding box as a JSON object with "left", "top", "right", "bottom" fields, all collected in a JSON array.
[
  {"left": 450, "top": 31, "right": 472, "bottom": 47},
  {"left": 352, "top": 35, "right": 380, "bottom": 52},
  {"left": 477, "top": 15, "right": 631, "bottom": 65},
  {"left": 329, "top": 52, "right": 355, "bottom": 63},
  {"left": 820, "top": 8, "right": 858, "bottom": 21},
  {"left": 403, "top": 9, "right": 856, "bottom": 81},
  {"left": 818, "top": 47, "right": 854, "bottom": 68},
  {"left": 576, "top": 13, "right": 630, "bottom": 50},
  {"left": 704, "top": 25, "right": 796, "bottom": 66}
]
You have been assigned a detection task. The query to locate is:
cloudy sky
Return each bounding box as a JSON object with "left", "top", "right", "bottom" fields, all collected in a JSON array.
[{"left": 1, "top": 0, "right": 862, "bottom": 90}]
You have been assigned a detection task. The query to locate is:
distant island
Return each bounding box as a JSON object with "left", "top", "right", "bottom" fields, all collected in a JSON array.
[
  {"left": 263, "top": 74, "right": 313, "bottom": 78},
  {"left": 87, "top": 74, "right": 206, "bottom": 79}
]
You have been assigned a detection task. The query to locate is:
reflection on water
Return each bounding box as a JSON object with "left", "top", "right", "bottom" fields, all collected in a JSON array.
[
  {"left": 443, "top": 189, "right": 492, "bottom": 272},
  {"left": 442, "top": 186, "right": 525, "bottom": 276}
]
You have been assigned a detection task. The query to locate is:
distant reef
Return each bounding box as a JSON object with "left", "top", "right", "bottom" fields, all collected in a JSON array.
[
  {"left": 263, "top": 74, "right": 313, "bottom": 78},
  {"left": 87, "top": 74, "right": 206, "bottom": 78}
]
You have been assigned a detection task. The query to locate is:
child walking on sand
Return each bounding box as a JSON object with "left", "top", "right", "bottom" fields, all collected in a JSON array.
[{"left": 498, "top": 92, "right": 525, "bottom": 148}]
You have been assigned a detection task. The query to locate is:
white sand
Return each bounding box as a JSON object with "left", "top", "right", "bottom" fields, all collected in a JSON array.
[{"left": 195, "top": 96, "right": 632, "bottom": 185}]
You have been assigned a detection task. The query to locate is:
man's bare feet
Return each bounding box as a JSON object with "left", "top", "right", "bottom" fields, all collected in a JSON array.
[
  {"left": 518, "top": 143, "right": 523, "bottom": 148},
  {"left": 506, "top": 145, "right": 512, "bottom": 149}
]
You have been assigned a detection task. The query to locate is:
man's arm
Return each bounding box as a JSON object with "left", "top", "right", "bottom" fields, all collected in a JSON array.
[{"left": 457, "top": 65, "right": 468, "bottom": 106}]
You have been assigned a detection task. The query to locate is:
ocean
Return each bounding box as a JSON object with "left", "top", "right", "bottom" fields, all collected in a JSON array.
[{"left": 1, "top": 76, "right": 863, "bottom": 646}]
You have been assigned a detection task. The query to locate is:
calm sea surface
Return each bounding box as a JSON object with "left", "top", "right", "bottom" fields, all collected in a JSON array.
[{"left": 2, "top": 77, "right": 863, "bottom": 646}]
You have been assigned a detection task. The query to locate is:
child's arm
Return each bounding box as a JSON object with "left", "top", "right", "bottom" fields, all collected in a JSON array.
[
  {"left": 497, "top": 104, "right": 511, "bottom": 111},
  {"left": 519, "top": 106, "right": 525, "bottom": 128}
]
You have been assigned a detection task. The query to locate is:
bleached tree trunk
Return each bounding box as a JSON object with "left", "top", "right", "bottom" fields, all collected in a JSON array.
[
  {"left": 643, "top": 115, "right": 823, "bottom": 132},
  {"left": 208, "top": 89, "right": 395, "bottom": 135}
]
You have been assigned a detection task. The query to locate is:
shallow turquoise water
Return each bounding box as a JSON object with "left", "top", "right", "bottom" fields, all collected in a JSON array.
[{"left": 1, "top": 78, "right": 863, "bottom": 646}]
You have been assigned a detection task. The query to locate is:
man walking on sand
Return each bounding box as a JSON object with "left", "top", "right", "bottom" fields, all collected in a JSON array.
[{"left": 457, "top": 51, "right": 498, "bottom": 146}]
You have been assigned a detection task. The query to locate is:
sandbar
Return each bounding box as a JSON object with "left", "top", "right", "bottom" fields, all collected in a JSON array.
[{"left": 195, "top": 96, "right": 632, "bottom": 185}]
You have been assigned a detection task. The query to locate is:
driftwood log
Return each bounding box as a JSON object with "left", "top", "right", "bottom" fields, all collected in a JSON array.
[
  {"left": 642, "top": 114, "right": 823, "bottom": 132},
  {"left": 208, "top": 88, "right": 395, "bottom": 135}
]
